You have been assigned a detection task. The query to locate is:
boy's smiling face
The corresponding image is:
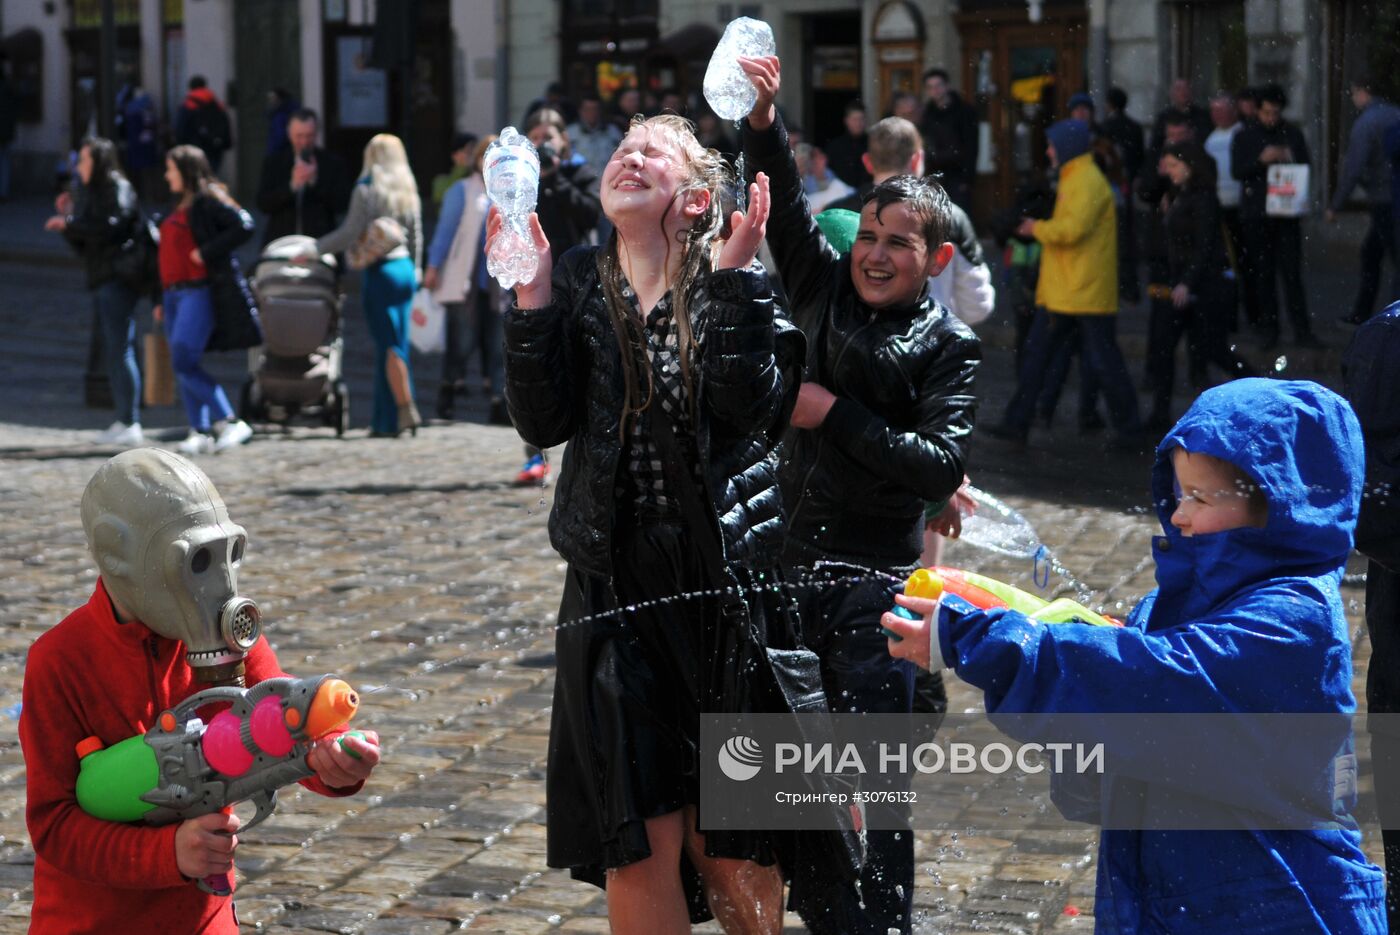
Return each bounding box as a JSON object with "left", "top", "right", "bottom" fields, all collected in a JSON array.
[
  {"left": 1169, "top": 448, "right": 1268, "bottom": 537},
  {"left": 850, "top": 200, "right": 952, "bottom": 309}
]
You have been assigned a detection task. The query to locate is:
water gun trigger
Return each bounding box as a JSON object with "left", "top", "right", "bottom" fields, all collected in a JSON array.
[
  {"left": 337, "top": 729, "right": 370, "bottom": 760},
  {"left": 883, "top": 570, "right": 944, "bottom": 643}
]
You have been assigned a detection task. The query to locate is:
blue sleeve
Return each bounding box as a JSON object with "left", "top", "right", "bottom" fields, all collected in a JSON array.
[
  {"left": 427, "top": 181, "right": 466, "bottom": 270},
  {"left": 1331, "top": 116, "right": 1372, "bottom": 210},
  {"left": 937, "top": 584, "right": 1354, "bottom": 818},
  {"left": 939, "top": 582, "right": 1350, "bottom": 716}
]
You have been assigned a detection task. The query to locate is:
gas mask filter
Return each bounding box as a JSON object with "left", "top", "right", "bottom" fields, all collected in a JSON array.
[{"left": 81, "top": 449, "right": 262, "bottom": 685}]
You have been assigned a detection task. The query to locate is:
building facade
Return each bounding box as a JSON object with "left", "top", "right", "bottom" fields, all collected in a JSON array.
[
  {"left": 3, "top": 0, "right": 1393, "bottom": 225},
  {"left": 0, "top": 0, "right": 504, "bottom": 200},
  {"left": 507, "top": 0, "right": 1396, "bottom": 230}
]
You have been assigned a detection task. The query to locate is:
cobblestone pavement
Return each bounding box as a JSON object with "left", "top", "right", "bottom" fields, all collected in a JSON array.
[{"left": 0, "top": 260, "right": 1380, "bottom": 933}]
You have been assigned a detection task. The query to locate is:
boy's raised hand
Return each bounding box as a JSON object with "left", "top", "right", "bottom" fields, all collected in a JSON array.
[
  {"left": 485, "top": 206, "right": 553, "bottom": 309},
  {"left": 307, "top": 729, "right": 381, "bottom": 789},
  {"left": 175, "top": 811, "right": 240, "bottom": 880},
  {"left": 718, "top": 172, "right": 770, "bottom": 271},
  {"left": 738, "top": 55, "right": 781, "bottom": 130}
]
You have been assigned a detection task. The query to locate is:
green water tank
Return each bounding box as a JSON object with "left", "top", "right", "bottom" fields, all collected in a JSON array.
[{"left": 75, "top": 734, "right": 158, "bottom": 822}]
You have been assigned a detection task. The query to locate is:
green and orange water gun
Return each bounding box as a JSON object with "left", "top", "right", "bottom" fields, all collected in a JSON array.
[{"left": 885, "top": 567, "right": 1122, "bottom": 641}]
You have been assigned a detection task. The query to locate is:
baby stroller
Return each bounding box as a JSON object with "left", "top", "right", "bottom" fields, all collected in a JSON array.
[{"left": 240, "top": 235, "right": 349, "bottom": 435}]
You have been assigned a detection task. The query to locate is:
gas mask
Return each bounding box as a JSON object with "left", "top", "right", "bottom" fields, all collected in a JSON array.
[{"left": 80, "top": 449, "right": 262, "bottom": 685}]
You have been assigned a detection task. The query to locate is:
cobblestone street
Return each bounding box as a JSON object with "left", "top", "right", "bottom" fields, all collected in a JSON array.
[{"left": 0, "top": 257, "right": 1380, "bottom": 933}]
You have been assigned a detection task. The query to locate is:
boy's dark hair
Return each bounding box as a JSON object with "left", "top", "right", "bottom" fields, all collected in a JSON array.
[
  {"left": 290, "top": 107, "right": 319, "bottom": 125},
  {"left": 860, "top": 175, "right": 952, "bottom": 248},
  {"left": 1107, "top": 87, "right": 1128, "bottom": 111},
  {"left": 844, "top": 99, "right": 866, "bottom": 116},
  {"left": 1259, "top": 84, "right": 1287, "bottom": 108},
  {"left": 452, "top": 131, "right": 478, "bottom": 152},
  {"left": 188, "top": 75, "right": 207, "bottom": 91},
  {"left": 923, "top": 67, "right": 950, "bottom": 83}
]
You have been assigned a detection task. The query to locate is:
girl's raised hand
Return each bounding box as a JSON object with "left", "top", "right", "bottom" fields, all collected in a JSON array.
[
  {"left": 738, "top": 55, "right": 781, "bottom": 130},
  {"left": 486, "top": 206, "right": 553, "bottom": 309},
  {"left": 718, "top": 172, "right": 770, "bottom": 271}
]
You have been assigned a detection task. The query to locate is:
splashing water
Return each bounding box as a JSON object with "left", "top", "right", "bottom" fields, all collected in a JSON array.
[
  {"left": 956, "top": 485, "right": 1042, "bottom": 559},
  {"left": 733, "top": 142, "right": 747, "bottom": 214}
]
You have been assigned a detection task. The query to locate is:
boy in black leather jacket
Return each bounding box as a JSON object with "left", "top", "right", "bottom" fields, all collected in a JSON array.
[{"left": 740, "top": 55, "right": 981, "bottom": 935}]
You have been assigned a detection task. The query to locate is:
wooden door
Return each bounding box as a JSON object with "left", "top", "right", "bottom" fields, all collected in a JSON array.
[
  {"left": 876, "top": 41, "right": 922, "bottom": 115},
  {"left": 955, "top": 7, "right": 1087, "bottom": 229}
]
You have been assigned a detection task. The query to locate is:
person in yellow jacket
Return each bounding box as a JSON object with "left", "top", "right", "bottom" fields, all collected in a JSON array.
[{"left": 988, "top": 118, "right": 1143, "bottom": 446}]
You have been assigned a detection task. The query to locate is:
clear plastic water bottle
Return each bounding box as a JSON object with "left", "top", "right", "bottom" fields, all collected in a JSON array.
[
  {"left": 483, "top": 127, "right": 541, "bottom": 289},
  {"left": 703, "top": 17, "right": 776, "bottom": 122}
]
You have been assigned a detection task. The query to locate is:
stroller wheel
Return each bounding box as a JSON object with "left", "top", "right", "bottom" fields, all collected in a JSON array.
[{"left": 332, "top": 381, "right": 350, "bottom": 437}]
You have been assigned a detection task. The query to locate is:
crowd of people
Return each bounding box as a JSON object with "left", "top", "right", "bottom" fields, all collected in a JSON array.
[
  {"left": 22, "top": 56, "right": 1400, "bottom": 935},
  {"left": 46, "top": 69, "right": 1400, "bottom": 472}
]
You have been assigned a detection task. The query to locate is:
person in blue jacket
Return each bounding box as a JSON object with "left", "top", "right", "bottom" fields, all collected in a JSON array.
[{"left": 885, "top": 378, "right": 1386, "bottom": 932}]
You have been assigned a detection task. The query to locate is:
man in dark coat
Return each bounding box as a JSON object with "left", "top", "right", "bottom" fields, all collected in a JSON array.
[
  {"left": 1230, "top": 85, "right": 1319, "bottom": 347},
  {"left": 174, "top": 76, "right": 232, "bottom": 173},
  {"left": 919, "top": 67, "right": 979, "bottom": 211},
  {"left": 255, "top": 108, "right": 352, "bottom": 246},
  {"left": 1102, "top": 87, "right": 1145, "bottom": 302},
  {"left": 823, "top": 100, "right": 873, "bottom": 190},
  {"left": 1342, "top": 301, "right": 1400, "bottom": 933},
  {"left": 1150, "top": 78, "right": 1213, "bottom": 154},
  {"left": 1327, "top": 75, "right": 1400, "bottom": 325}
]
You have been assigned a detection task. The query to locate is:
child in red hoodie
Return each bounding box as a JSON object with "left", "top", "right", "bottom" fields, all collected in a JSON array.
[{"left": 20, "top": 449, "right": 381, "bottom": 933}]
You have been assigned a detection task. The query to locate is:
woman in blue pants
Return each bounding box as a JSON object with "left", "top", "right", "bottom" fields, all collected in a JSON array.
[{"left": 312, "top": 134, "right": 423, "bottom": 436}]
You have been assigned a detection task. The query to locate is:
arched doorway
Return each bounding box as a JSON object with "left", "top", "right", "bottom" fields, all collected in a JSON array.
[{"left": 872, "top": 1, "right": 924, "bottom": 116}]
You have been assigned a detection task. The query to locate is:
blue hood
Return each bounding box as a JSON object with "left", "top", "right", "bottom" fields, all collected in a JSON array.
[
  {"left": 1151, "top": 379, "right": 1363, "bottom": 604},
  {"left": 1046, "top": 119, "right": 1092, "bottom": 165}
]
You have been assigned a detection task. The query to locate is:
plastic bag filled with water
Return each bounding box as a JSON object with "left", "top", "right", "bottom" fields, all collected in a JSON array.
[
  {"left": 484, "top": 127, "right": 541, "bottom": 289},
  {"left": 703, "top": 17, "right": 776, "bottom": 122}
]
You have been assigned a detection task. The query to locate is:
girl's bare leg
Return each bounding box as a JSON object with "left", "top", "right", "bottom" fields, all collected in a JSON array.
[
  {"left": 385, "top": 348, "right": 411, "bottom": 406},
  {"left": 607, "top": 810, "right": 692, "bottom": 935},
  {"left": 682, "top": 805, "right": 784, "bottom": 935}
]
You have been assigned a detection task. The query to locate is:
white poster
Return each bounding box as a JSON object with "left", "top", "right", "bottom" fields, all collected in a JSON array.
[
  {"left": 338, "top": 36, "right": 388, "bottom": 129},
  {"left": 1266, "top": 163, "right": 1310, "bottom": 218}
]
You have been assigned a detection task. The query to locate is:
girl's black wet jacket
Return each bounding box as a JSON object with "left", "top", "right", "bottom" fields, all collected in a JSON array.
[{"left": 503, "top": 245, "right": 805, "bottom": 581}]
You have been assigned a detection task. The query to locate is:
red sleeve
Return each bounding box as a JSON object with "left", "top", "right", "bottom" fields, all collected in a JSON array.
[
  {"left": 242, "top": 639, "right": 364, "bottom": 798},
  {"left": 19, "top": 638, "right": 186, "bottom": 889}
]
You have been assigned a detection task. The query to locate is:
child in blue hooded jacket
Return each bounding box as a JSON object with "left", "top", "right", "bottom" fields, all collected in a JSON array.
[{"left": 885, "top": 378, "right": 1385, "bottom": 933}]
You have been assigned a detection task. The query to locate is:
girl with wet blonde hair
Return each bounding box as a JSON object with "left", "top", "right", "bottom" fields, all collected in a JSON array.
[{"left": 493, "top": 115, "right": 821, "bottom": 932}]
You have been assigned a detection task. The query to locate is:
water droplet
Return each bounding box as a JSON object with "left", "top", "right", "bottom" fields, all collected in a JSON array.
[{"left": 1274, "top": 355, "right": 1288, "bottom": 372}]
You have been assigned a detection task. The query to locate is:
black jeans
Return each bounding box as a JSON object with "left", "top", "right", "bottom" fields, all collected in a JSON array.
[
  {"left": 791, "top": 567, "right": 918, "bottom": 935},
  {"left": 1220, "top": 207, "right": 1255, "bottom": 328},
  {"left": 1146, "top": 277, "right": 1257, "bottom": 418},
  {"left": 94, "top": 279, "right": 141, "bottom": 426},
  {"left": 441, "top": 288, "right": 505, "bottom": 397},
  {"left": 1354, "top": 204, "right": 1400, "bottom": 322},
  {"left": 1242, "top": 217, "right": 1312, "bottom": 341},
  {"left": 1001, "top": 310, "right": 1141, "bottom": 438},
  {"left": 1366, "top": 564, "right": 1400, "bottom": 933}
]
